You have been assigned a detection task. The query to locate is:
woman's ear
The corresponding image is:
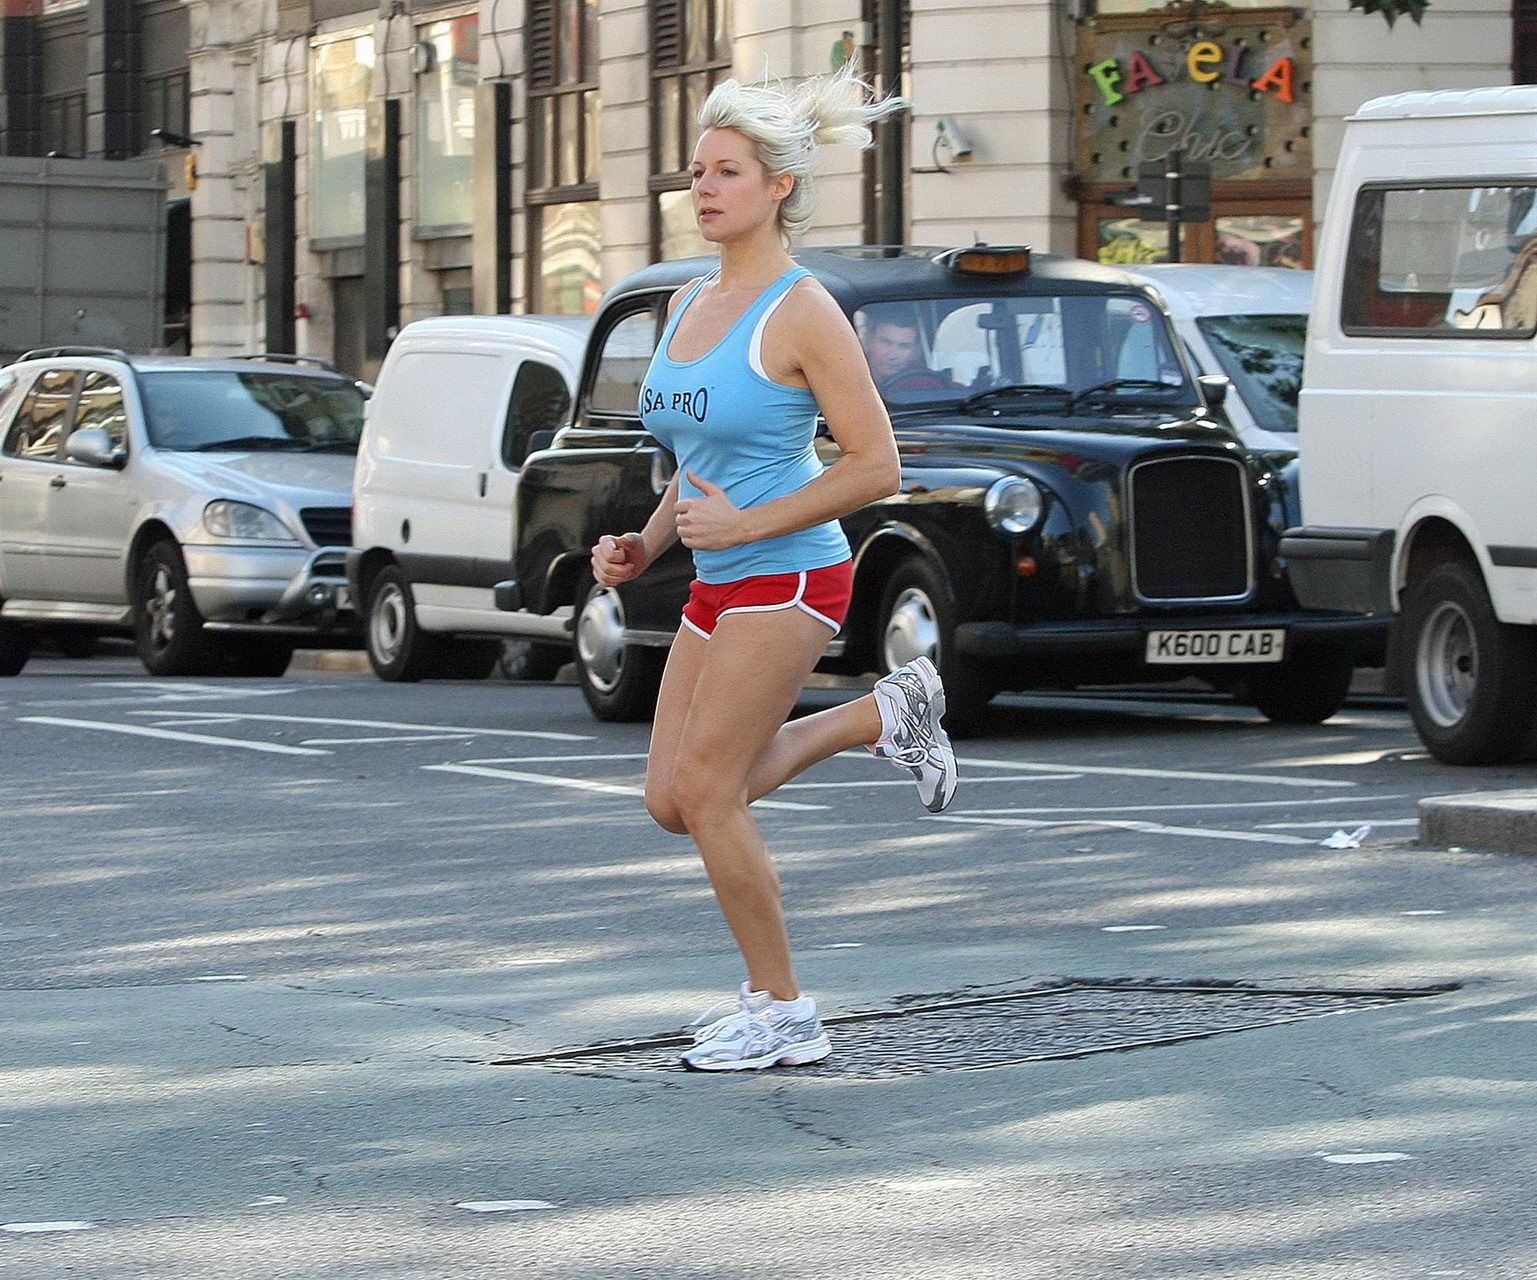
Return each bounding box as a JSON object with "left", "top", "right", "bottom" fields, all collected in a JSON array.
[{"left": 772, "top": 172, "right": 795, "bottom": 206}]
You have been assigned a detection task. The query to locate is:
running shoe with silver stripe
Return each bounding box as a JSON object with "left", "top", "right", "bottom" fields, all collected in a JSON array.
[
  {"left": 681, "top": 1000, "right": 831, "bottom": 1072},
  {"left": 869, "top": 655, "right": 958, "bottom": 813},
  {"left": 687, "top": 982, "right": 770, "bottom": 1044}
]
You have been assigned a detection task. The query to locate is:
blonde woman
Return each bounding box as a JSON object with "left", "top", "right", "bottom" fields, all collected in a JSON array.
[{"left": 590, "top": 66, "right": 957, "bottom": 1072}]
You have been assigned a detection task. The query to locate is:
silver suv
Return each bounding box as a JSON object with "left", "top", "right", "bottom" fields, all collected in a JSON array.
[{"left": 0, "top": 347, "right": 367, "bottom": 677}]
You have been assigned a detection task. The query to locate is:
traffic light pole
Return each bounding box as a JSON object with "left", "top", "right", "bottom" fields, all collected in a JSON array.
[{"left": 1164, "top": 150, "right": 1184, "bottom": 264}]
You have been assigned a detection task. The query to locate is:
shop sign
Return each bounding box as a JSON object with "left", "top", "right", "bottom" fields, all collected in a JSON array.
[{"left": 1075, "top": 13, "right": 1312, "bottom": 186}]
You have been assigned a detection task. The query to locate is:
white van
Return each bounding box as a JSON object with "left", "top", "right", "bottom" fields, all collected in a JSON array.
[
  {"left": 348, "top": 314, "right": 590, "bottom": 681},
  {"left": 1283, "top": 86, "right": 1537, "bottom": 764}
]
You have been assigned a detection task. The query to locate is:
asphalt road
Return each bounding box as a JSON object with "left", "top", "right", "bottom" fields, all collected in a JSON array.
[{"left": 2, "top": 654, "right": 1534, "bottom": 1278}]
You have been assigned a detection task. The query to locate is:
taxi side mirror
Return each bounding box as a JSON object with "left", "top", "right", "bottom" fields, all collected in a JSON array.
[{"left": 1197, "top": 374, "right": 1232, "bottom": 408}]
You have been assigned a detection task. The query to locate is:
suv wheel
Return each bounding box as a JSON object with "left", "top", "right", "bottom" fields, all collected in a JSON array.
[
  {"left": 1246, "top": 646, "right": 1355, "bottom": 725},
  {"left": 365, "top": 565, "right": 439, "bottom": 682},
  {"left": 133, "top": 541, "right": 222, "bottom": 676},
  {"left": 877, "top": 556, "right": 994, "bottom": 736},
  {"left": 1402, "top": 559, "right": 1537, "bottom": 764},
  {"left": 574, "top": 582, "right": 663, "bottom": 721},
  {"left": 0, "top": 619, "right": 32, "bottom": 677}
]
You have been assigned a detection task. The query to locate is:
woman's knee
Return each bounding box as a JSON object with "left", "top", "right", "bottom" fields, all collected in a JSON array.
[
  {"left": 670, "top": 764, "right": 744, "bottom": 826},
  {"left": 644, "top": 785, "right": 689, "bottom": 834}
]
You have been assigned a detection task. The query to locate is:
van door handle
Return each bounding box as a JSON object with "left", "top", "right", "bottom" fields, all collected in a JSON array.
[
  {"left": 49, "top": 475, "right": 67, "bottom": 489},
  {"left": 478, "top": 471, "right": 487, "bottom": 497}
]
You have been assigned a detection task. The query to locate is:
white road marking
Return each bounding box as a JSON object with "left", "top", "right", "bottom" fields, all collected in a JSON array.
[
  {"left": 962, "top": 793, "right": 1411, "bottom": 818},
  {"left": 1, "top": 1222, "right": 97, "bottom": 1234},
  {"left": 958, "top": 756, "right": 1357, "bottom": 789},
  {"left": 18, "top": 717, "right": 330, "bottom": 756},
  {"left": 145, "top": 716, "right": 245, "bottom": 727},
  {"left": 248, "top": 1196, "right": 288, "bottom": 1207},
  {"left": 455, "top": 1200, "right": 556, "bottom": 1213},
  {"left": 1321, "top": 1152, "right": 1414, "bottom": 1165},
  {"left": 816, "top": 942, "right": 865, "bottom": 949},
  {"left": 189, "top": 974, "right": 250, "bottom": 982},
  {"left": 462, "top": 752, "right": 650, "bottom": 765},
  {"left": 1258, "top": 818, "right": 1419, "bottom": 830},
  {"left": 1102, "top": 925, "right": 1168, "bottom": 933},
  {"left": 423, "top": 763, "right": 827, "bottom": 812},
  {"left": 1401, "top": 910, "right": 1447, "bottom": 917},
  {"left": 780, "top": 774, "right": 1081, "bottom": 791},
  {"left": 934, "top": 814, "right": 1313, "bottom": 846},
  {"left": 136, "top": 710, "right": 591, "bottom": 742},
  {"left": 299, "top": 734, "right": 477, "bottom": 746}
]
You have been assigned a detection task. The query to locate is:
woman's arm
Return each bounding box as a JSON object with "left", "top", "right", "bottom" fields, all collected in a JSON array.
[{"left": 674, "top": 282, "right": 900, "bottom": 552}]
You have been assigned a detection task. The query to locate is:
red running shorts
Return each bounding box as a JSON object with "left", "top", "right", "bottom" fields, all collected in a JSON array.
[{"left": 681, "top": 559, "right": 854, "bottom": 639}]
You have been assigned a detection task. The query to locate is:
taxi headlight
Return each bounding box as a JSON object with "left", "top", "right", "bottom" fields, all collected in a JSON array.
[
  {"left": 203, "top": 500, "right": 298, "bottom": 543},
  {"left": 984, "top": 477, "right": 1045, "bottom": 534}
]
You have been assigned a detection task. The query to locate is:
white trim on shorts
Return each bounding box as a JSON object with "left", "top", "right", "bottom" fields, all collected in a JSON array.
[{"left": 692, "top": 571, "right": 843, "bottom": 639}]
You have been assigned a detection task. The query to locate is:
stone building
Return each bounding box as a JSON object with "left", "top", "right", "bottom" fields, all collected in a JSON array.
[{"left": 2, "top": 0, "right": 1533, "bottom": 372}]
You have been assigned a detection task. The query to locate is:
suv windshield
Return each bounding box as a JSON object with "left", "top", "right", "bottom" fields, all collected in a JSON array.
[
  {"left": 139, "top": 371, "right": 366, "bottom": 452},
  {"left": 856, "top": 293, "right": 1195, "bottom": 412},
  {"left": 1195, "top": 313, "right": 1305, "bottom": 434}
]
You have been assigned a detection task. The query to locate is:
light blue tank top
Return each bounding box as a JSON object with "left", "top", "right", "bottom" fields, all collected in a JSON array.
[{"left": 639, "top": 265, "right": 852, "bottom": 584}]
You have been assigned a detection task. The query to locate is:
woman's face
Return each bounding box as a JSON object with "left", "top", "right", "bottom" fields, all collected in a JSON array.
[{"left": 690, "top": 127, "right": 792, "bottom": 244}]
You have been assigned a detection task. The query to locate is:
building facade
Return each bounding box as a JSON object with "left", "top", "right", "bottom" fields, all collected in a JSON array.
[{"left": 3, "top": 0, "right": 1532, "bottom": 372}]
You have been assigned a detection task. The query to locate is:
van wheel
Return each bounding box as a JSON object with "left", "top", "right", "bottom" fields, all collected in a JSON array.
[
  {"left": 877, "top": 555, "right": 994, "bottom": 737},
  {"left": 1246, "top": 647, "right": 1355, "bottom": 724},
  {"left": 366, "top": 565, "right": 440, "bottom": 682},
  {"left": 0, "top": 620, "right": 32, "bottom": 676},
  {"left": 574, "top": 583, "right": 664, "bottom": 722},
  {"left": 499, "top": 639, "right": 569, "bottom": 682},
  {"left": 134, "top": 540, "right": 223, "bottom": 677},
  {"left": 1403, "top": 560, "right": 1537, "bottom": 765}
]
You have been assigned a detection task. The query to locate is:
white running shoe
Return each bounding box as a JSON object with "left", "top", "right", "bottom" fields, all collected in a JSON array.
[
  {"left": 687, "top": 982, "right": 770, "bottom": 1044},
  {"left": 680, "top": 997, "right": 832, "bottom": 1072},
  {"left": 869, "top": 655, "right": 958, "bottom": 813}
]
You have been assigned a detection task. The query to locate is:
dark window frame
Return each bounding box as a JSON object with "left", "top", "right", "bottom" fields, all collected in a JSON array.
[
  {"left": 1341, "top": 179, "right": 1537, "bottom": 341},
  {"left": 139, "top": 70, "right": 190, "bottom": 154},
  {"left": 578, "top": 298, "right": 665, "bottom": 426},
  {"left": 526, "top": 0, "right": 601, "bottom": 309},
  {"left": 3, "top": 369, "right": 81, "bottom": 461},
  {"left": 648, "top": 0, "right": 731, "bottom": 261},
  {"left": 501, "top": 358, "right": 573, "bottom": 467},
  {"left": 41, "top": 93, "right": 87, "bottom": 157}
]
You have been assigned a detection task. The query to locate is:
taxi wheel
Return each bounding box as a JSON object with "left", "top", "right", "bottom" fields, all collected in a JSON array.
[
  {"left": 1401, "top": 560, "right": 1537, "bottom": 764},
  {"left": 1246, "top": 647, "right": 1354, "bottom": 725},
  {"left": 365, "top": 565, "right": 441, "bottom": 682},
  {"left": 0, "top": 620, "right": 32, "bottom": 676},
  {"left": 877, "top": 556, "right": 994, "bottom": 737},
  {"left": 574, "top": 582, "right": 663, "bottom": 722},
  {"left": 133, "top": 540, "right": 223, "bottom": 677}
]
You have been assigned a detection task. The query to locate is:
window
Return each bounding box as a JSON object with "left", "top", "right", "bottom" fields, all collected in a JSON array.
[
  {"left": 1196, "top": 315, "right": 1306, "bottom": 434},
  {"left": 1343, "top": 184, "right": 1537, "bottom": 337},
  {"left": 502, "top": 361, "right": 572, "bottom": 466},
  {"left": 69, "top": 373, "right": 129, "bottom": 454},
  {"left": 42, "top": 94, "right": 86, "bottom": 157},
  {"left": 417, "top": 15, "right": 478, "bottom": 232},
  {"left": 528, "top": 0, "right": 602, "bottom": 312},
  {"left": 4, "top": 370, "right": 77, "bottom": 460},
  {"left": 137, "top": 372, "right": 366, "bottom": 452},
  {"left": 649, "top": 0, "right": 731, "bottom": 260},
  {"left": 312, "top": 34, "right": 374, "bottom": 243},
  {"left": 141, "top": 71, "right": 190, "bottom": 153},
  {"left": 589, "top": 308, "right": 660, "bottom": 417}
]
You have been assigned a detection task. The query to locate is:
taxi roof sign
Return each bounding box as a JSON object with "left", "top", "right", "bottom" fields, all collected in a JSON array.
[{"left": 935, "top": 245, "right": 1032, "bottom": 276}]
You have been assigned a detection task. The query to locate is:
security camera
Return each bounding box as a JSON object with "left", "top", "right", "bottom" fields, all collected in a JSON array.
[{"left": 935, "top": 116, "right": 973, "bottom": 161}]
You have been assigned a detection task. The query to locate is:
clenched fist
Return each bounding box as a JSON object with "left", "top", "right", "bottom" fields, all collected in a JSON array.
[
  {"left": 674, "top": 471, "right": 747, "bottom": 551},
  {"left": 591, "top": 532, "right": 649, "bottom": 587}
]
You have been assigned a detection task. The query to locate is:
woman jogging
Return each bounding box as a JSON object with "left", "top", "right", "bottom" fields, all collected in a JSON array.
[{"left": 589, "top": 66, "right": 957, "bottom": 1072}]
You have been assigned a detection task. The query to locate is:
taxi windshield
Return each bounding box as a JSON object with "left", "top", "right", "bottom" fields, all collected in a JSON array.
[{"left": 856, "top": 293, "right": 1196, "bottom": 411}]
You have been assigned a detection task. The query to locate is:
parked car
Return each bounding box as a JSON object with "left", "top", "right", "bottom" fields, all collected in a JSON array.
[
  {"left": 0, "top": 347, "right": 367, "bottom": 677},
  {"left": 1284, "top": 85, "right": 1537, "bottom": 764},
  {"left": 1125, "top": 265, "right": 1311, "bottom": 454},
  {"left": 348, "top": 315, "right": 590, "bottom": 681},
  {"left": 479, "top": 244, "right": 1386, "bottom": 732}
]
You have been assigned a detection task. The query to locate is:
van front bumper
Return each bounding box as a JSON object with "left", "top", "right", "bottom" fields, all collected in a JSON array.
[
  {"left": 183, "top": 544, "right": 359, "bottom": 634},
  {"left": 1278, "top": 526, "right": 1396, "bottom": 615}
]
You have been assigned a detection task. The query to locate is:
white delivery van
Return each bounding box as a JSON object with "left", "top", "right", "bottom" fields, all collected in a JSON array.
[
  {"left": 1283, "top": 86, "right": 1537, "bottom": 764},
  {"left": 348, "top": 314, "right": 590, "bottom": 681}
]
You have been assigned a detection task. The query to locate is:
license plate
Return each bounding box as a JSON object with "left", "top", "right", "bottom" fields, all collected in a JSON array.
[{"left": 1145, "top": 628, "right": 1285, "bottom": 665}]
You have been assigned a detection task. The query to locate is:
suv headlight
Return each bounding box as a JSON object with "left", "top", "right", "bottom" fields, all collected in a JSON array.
[
  {"left": 203, "top": 500, "right": 298, "bottom": 542},
  {"left": 984, "top": 477, "right": 1045, "bottom": 534}
]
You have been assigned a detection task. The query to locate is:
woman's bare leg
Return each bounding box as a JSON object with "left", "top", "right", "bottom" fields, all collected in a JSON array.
[
  {"left": 745, "top": 694, "right": 884, "bottom": 803},
  {"left": 669, "top": 607, "right": 838, "bottom": 1000}
]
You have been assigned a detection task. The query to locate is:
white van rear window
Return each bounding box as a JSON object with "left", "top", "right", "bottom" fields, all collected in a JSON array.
[{"left": 1342, "top": 184, "right": 1537, "bottom": 338}]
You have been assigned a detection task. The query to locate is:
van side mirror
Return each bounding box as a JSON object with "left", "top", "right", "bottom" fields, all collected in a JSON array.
[{"left": 1197, "top": 374, "right": 1231, "bottom": 408}]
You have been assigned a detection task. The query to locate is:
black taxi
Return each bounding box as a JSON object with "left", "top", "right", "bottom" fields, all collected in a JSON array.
[{"left": 496, "top": 245, "right": 1386, "bottom": 732}]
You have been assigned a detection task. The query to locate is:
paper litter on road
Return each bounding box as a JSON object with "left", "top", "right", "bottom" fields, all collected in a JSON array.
[{"left": 1320, "top": 824, "right": 1372, "bottom": 849}]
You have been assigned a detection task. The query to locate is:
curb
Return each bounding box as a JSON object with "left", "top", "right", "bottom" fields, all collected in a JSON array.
[
  {"left": 1419, "top": 789, "right": 1537, "bottom": 856},
  {"left": 290, "top": 649, "right": 372, "bottom": 674}
]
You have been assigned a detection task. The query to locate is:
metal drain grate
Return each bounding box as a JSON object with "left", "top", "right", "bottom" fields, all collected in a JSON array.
[{"left": 494, "top": 982, "right": 1452, "bottom": 1080}]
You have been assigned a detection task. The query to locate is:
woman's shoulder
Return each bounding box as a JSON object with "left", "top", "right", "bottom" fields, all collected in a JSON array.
[
  {"left": 666, "top": 275, "right": 709, "bottom": 318},
  {"left": 778, "top": 273, "right": 844, "bottom": 325}
]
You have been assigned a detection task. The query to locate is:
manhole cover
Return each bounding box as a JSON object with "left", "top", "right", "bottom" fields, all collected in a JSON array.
[{"left": 495, "top": 981, "right": 1453, "bottom": 1080}]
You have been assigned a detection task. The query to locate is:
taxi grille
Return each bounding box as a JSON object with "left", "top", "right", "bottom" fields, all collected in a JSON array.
[
  {"left": 1130, "top": 456, "right": 1250, "bottom": 601},
  {"left": 300, "top": 507, "right": 353, "bottom": 548}
]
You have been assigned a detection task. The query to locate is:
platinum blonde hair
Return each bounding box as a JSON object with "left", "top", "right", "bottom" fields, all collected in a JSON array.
[{"left": 698, "top": 63, "right": 908, "bottom": 243}]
